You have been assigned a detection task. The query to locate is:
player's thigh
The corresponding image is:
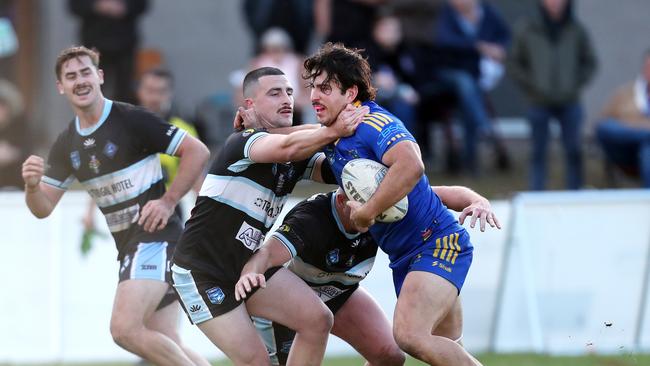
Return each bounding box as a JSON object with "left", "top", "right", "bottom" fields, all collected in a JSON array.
[
  {"left": 394, "top": 271, "right": 459, "bottom": 337},
  {"left": 112, "top": 278, "right": 169, "bottom": 326},
  {"left": 331, "top": 287, "right": 402, "bottom": 362},
  {"left": 198, "top": 303, "right": 269, "bottom": 364},
  {"left": 432, "top": 295, "right": 464, "bottom": 340},
  {"left": 145, "top": 299, "right": 182, "bottom": 342},
  {"left": 113, "top": 240, "right": 173, "bottom": 325},
  {"left": 246, "top": 267, "right": 332, "bottom": 332}
]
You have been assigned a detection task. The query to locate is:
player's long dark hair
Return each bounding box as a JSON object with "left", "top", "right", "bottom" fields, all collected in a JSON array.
[{"left": 303, "top": 42, "right": 376, "bottom": 102}]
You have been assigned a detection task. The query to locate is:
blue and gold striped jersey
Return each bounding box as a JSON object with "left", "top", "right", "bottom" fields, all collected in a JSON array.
[{"left": 323, "top": 101, "right": 463, "bottom": 264}]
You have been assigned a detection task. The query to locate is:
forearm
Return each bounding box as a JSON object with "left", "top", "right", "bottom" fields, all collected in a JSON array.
[
  {"left": 280, "top": 126, "right": 338, "bottom": 161},
  {"left": 433, "top": 186, "right": 488, "bottom": 212},
  {"left": 363, "top": 160, "right": 421, "bottom": 218},
  {"left": 163, "top": 143, "right": 209, "bottom": 205},
  {"left": 269, "top": 124, "right": 319, "bottom": 135},
  {"left": 242, "top": 240, "right": 291, "bottom": 275},
  {"left": 25, "top": 184, "right": 55, "bottom": 218}
]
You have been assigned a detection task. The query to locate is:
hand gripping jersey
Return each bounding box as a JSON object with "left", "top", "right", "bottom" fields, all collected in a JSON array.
[
  {"left": 172, "top": 128, "right": 323, "bottom": 280},
  {"left": 323, "top": 101, "right": 469, "bottom": 271},
  {"left": 271, "top": 191, "right": 377, "bottom": 303},
  {"left": 43, "top": 99, "right": 186, "bottom": 257}
]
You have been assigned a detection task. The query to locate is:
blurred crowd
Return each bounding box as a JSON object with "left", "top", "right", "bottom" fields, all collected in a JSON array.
[{"left": 3, "top": 0, "right": 650, "bottom": 191}]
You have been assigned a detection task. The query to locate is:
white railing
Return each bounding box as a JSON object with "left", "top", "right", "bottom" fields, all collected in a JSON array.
[{"left": 1, "top": 189, "right": 649, "bottom": 363}]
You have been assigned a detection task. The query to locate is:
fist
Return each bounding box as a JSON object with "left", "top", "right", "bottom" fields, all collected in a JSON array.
[{"left": 22, "top": 155, "right": 45, "bottom": 188}]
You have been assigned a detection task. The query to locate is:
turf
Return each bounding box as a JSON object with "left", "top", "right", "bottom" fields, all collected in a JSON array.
[{"left": 5, "top": 353, "right": 650, "bottom": 365}]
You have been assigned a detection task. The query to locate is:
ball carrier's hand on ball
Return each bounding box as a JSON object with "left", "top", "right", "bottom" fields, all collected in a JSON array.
[{"left": 346, "top": 200, "right": 375, "bottom": 233}]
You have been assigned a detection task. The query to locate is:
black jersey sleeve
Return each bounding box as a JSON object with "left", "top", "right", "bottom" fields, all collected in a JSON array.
[
  {"left": 126, "top": 106, "right": 188, "bottom": 156},
  {"left": 269, "top": 196, "right": 328, "bottom": 260},
  {"left": 319, "top": 156, "right": 337, "bottom": 184},
  {"left": 42, "top": 131, "right": 75, "bottom": 190},
  {"left": 215, "top": 128, "right": 270, "bottom": 169}
]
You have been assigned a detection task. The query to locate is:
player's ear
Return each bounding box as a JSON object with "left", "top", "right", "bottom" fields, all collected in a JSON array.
[
  {"left": 345, "top": 85, "right": 358, "bottom": 102},
  {"left": 336, "top": 188, "right": 348, "bottom": 204},
  {"left": 56, "top": 80, "right": 64, "bottom": 95},
  {"left": 97, "top": 68, "right": 104, "bottom": 85},
  {"left": 243, "top": 98, "right": 254, "bottom": 109}
]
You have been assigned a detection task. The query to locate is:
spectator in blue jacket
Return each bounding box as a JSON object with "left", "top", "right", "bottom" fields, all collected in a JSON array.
[{"left": 433, "top": 0, "right": 511, "bottom": 175}]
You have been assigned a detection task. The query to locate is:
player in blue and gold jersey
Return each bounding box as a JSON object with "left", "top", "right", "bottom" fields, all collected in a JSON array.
[
  {"left": 303, "top": 42, "right": 501, "bottom": 366},
  {"left": 234, "top": 185, "right": 498, "bottom": 366}
]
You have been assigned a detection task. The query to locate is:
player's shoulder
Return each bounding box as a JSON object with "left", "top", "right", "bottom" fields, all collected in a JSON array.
[
  {"left": 360, "top": 101, "right": 402, "bottom": 132},
  {"left": 288, "top": 192, "right": 332, "bottom": 222},
  {"left": 225, "top": 127, "right": 268, "bottom": 143},
  {"left": 112, "top": 101, "right": 151, "bottom": 118},
  {"left": 52, "top": 119, "right": 78, "bottom": 145}
]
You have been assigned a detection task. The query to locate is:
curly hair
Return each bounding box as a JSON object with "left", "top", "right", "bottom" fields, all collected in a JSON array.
[{"left": 303, "top": 42, "right": 376, "bottom": 102}]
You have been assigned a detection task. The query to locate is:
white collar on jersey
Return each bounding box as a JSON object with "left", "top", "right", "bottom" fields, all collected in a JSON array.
[
  {"left": 330, "top": 191, "right": 361, "bottom": 240},
  {"left": 75, "top": 98, "right": 114, "bottom": 136}
]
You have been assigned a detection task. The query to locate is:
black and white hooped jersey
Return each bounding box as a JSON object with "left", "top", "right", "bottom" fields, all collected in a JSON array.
[
  {"left": 42, "top": 99, "right": 186, "bottom": 255},
  {"left": 173, "top": 128, "right": 323, "bottom": 278},
  {"left": 271, "top": 191, "right": 378, "bottom": 302}
]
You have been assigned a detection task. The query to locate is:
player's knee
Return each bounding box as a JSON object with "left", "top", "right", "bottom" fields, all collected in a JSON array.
[
  {"left": 311, "top": 306, "right": 334, "bottom": 335},
  {"left": 393, "top": 325, "right": 424, "bottom": 359},
  {"left": 298, "top": 304, "right": 333, "bottom": 336},
  {"left": 369, "top": 343, "right": 406, "bottom": 366},
  {"left": 110, "top": 319, "right": 140, "bottom": 349}
]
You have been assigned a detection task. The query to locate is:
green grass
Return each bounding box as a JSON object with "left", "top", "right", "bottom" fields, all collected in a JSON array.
[
  {"left": 8, "top": 354, "right": 649, "bottom": 366},
  {"left": 219, "top": 354, "right": 650, "bottom": 366}
]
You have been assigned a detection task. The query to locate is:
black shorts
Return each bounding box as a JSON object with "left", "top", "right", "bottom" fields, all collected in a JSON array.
[
  {"left": 255, "top": 284, "right": 359, "bottom": 365},
  {"left": 172, "top": 263, "right": 282, "bottom": 324}
]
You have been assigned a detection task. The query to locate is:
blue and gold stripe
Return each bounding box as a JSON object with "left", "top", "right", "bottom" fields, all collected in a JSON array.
[{"left": 432, "top": 232, "right": 461, "bottom": 264}]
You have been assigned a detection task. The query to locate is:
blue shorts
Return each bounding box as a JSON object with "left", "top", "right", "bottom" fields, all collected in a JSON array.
[{"left": 390, "top": 230, "right": 473, "bottom": 296}]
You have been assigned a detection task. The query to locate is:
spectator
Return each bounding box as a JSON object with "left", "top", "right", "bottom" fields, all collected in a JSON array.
[
  {"left": 136, "top": 68, "right": 201, "bottom": 192},
  {"left": 250, "top": 28, "right": 309, "bottom": 124},
  {"left": 596, "top": 50, "right": 650, "bottom": 188},
  {"left": 432, "top": 0, "right": 511, "bottom": 175},
  {"left": 0, "top": 0, "right": 18, "bottom": 81},
  {"left": 315, "top": 0, "right": 385, "bottom": 51},
  {"left": 366, "top": 13, "right": 418, "bottom": 134},
  {"left": 0, "top": 78, "right": 28, "bottom": 189},
  {"left": 509, "top": 0, "right": 597, "bottom": 190},
  {"left": 193, "top": 69, "right": 245, "bottom": 162},
  {"left": 69, "top": 0, "right": 149, "bottom": 103},
  {"left": 242, "top": 0, "right": 314, "bottom": 55}
]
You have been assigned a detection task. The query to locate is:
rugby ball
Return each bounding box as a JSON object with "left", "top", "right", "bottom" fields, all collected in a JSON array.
[{"left": 341, "top": 158, "right": 408, "bottom": 223}]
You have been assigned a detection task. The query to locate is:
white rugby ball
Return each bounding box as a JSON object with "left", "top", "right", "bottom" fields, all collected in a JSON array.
[{"left": 341, "top": 158, "right": 408, "bottom": 223}]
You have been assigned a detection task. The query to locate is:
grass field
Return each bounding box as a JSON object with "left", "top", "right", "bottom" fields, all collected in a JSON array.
[{"left": 7, "top": 354, "right": 650, "bottom": 366}]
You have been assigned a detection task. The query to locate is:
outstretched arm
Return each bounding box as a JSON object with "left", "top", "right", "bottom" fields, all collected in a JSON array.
[
  {"left": 433, "top": 186, "right": 501, "bottom": 232},
  {"left": 248, "top": 105, "right": 368, "bottom": 163},
  {"left": 234, "top": 237, "right": 293, "bottom": 301}
]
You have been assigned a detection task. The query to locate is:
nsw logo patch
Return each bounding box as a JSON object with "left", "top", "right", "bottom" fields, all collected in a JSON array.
[
  {"left": 70, "top": 151, "right": 81, "bottom": 170},
  {"left": 206, "top": 287, "right": 225, "bottom": 305}
]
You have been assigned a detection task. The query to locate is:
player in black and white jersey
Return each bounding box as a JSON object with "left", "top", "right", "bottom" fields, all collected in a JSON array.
[
  {"left": 21, "top": 46, "right": 210, "bottom": 366},
  {"left": 235, "top": 186, "right": 499, "bottom": 366},
  {"left": 170, "top": 66, "right": 367, "bottom": 365}
]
